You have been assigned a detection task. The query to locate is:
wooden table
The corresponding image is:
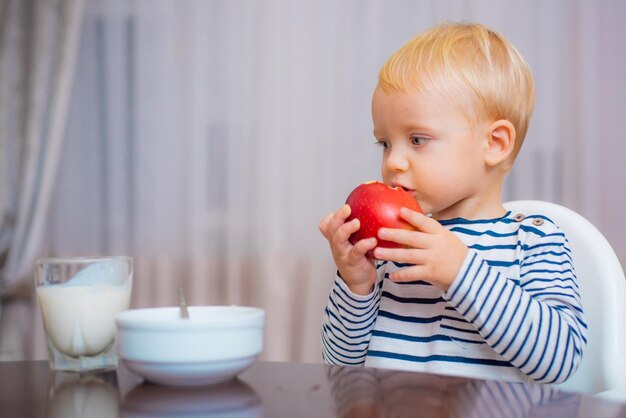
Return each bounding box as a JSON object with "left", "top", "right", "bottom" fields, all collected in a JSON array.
[{"left": 0, "top": 360, "right": 624, "bottom": 417}]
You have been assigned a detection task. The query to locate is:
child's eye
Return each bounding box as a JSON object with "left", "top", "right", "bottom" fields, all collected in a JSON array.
[
  {"left": 410, "top": 136, "right": 430, "bottom": 146},
  {"left": 374, "top": 140, "right": 390, "bottom": 151}
]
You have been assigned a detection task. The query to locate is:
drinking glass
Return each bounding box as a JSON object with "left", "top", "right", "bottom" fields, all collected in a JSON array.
[{"left": 35, "top": 256, "right": 133, "bottom": 372}]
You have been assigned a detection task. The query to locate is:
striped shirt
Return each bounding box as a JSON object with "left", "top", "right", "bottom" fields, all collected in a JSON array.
[{"left": 321, "top": 211, "right": 587, "bottom": 384}]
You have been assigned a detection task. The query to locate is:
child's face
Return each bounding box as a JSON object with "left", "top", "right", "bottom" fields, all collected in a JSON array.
[{"left": 372, "top": 85, "right": 494, "bottom": 220}]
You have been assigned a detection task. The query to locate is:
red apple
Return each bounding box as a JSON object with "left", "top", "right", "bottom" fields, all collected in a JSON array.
[{"left": 345, "top": 181, "right": 423, "bottom": 258}]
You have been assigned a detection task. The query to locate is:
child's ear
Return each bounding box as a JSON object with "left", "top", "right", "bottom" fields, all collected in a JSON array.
[{"left": 484, "top": 120, "right": 516, "bottom": 167}]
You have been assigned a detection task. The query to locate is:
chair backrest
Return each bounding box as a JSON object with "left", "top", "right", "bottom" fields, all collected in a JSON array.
[{"left": 504, "top": 200, "right": 626, "bottom": 394}]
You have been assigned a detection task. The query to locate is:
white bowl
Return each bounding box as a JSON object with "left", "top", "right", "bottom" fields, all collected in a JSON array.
[{"left": 115, "top": 306, "right": 265, "bottom": 386}]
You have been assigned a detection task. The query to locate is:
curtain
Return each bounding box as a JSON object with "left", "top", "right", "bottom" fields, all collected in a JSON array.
[
  {"left": 0, "top": 0, "right": 83, "bottom": 359},
  {"left": 11, "top": 0, "right": 626, "bottom": 362}
]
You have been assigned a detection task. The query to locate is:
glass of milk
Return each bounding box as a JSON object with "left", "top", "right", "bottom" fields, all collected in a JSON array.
[{"left": 35, "top": 256, "right": 133, "bottom": 372}]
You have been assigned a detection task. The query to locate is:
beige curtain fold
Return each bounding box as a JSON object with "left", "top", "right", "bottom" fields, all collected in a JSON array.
[{"left": 0, "top": 0, "right": 83, "bottom": 360}]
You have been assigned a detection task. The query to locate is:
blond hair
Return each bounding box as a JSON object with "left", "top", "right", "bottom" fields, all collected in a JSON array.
[{"left": 379, "top": 22, "right": 535, "bottom": 162}]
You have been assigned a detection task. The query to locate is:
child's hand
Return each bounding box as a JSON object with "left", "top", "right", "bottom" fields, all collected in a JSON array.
[
  {"left": 372, "top": 208, "right": 468, "bottom": 291},
  {"left": 319, "top": 205, "right": 378, "bottom": 295}
]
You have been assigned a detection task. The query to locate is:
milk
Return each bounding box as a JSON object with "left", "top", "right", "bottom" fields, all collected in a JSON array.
[{"left": 37, "top": 284, "right": 131, "bottom": 357}]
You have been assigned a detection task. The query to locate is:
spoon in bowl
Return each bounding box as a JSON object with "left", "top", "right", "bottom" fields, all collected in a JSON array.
[{"left": 178, "top": 286, "right": 190, "bottom": 319}]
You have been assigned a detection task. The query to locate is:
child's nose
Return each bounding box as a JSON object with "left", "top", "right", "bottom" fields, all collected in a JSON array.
[{"left": 385, "top": 147, "right": 409, "bottom": 172}]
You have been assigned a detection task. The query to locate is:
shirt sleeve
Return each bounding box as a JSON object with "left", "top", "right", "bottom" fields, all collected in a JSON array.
[
  {"left": 321, "top": 266, "right": 384, "bottom": 365},
  {"left": 442, "top": 228, "right": 587, "bottom": 384}
]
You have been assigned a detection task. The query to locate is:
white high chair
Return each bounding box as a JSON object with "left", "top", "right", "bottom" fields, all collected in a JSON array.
[{"left": 504, "top": 200, "right": 626, "bottom": 396}]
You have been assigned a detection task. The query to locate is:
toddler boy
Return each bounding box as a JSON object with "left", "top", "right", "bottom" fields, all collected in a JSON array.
[{"left": 319, "top": 22, "right": 586, "bottom": 383}]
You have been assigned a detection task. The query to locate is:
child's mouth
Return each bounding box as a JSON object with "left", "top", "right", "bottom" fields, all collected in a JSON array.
[{"left": 391, "top": 183, "right": 415, "bottom": 194}]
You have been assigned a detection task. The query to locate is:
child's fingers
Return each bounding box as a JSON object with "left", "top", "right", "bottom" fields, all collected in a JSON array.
[
  {"left": 332, "top": 217, "right": 360, "bottom": 247},
  {"left": 318, "top": 212, "right": 334, "bottom": 238},
  {"left": 373, "top": 247, "right": 428, "bottom": 265},
  {"left": 378, "top": 228, "right": 428, "bottom": 249},
  {"left": 350, "top": 237, "right": 377, "bottom": 260},
  {"left": 319, "top": 205, "right": 351, "bottom": 240},
  {"left": 387, "top": 265, "right": 428, "bottom": 282},
  {"left": 400, "top": 208, "right": 441, "bottom": 233}
]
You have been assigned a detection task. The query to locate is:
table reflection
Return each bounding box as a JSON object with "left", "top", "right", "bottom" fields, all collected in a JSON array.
[
  {"left": 120, "top": 378, "right": 263, "bottom": 418},
  {"left": 326, "top": 366, "right": 581, "bottom": 418},
  {"left": 46, "top": 371, "right": 119, "bottom": 418}
]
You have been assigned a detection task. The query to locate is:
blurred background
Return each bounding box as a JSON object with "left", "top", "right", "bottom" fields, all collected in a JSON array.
[{"left": 1, "top": 0, "right": 625, "bottom": 363}]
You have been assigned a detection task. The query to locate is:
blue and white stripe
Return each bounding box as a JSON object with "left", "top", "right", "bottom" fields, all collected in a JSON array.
[{"left": 321, "top": 211, "right": 587, "bottom": 383}]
